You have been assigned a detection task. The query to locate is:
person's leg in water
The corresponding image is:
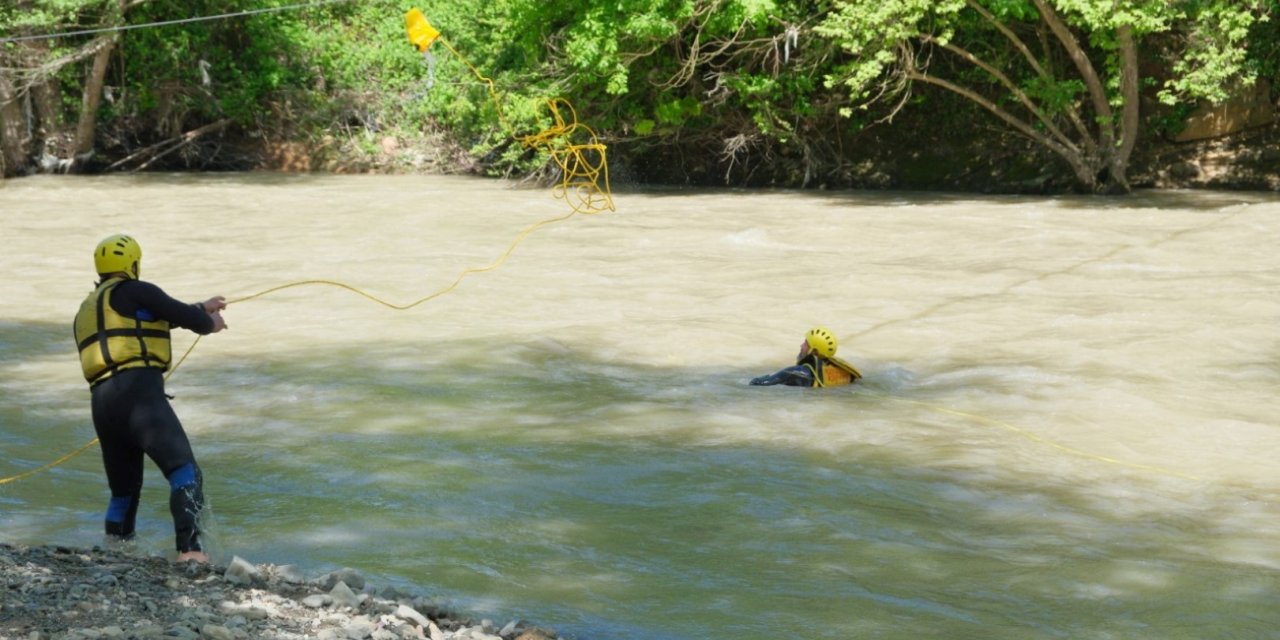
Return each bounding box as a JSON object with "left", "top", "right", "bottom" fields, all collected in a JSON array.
[
  {"left": 130, "top": 369, "right": 210, "bottom": 562},
  {"left": 91, "top": 375, "right": 146, "bottom": 545},
  {"left": 167, "top": 461, "right": 207, "bottom": 563},
  {"left": 99, "top": 443, "right": 144, "bottom": 543}
]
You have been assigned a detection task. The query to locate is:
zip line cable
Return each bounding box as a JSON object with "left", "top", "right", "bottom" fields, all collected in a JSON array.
[
  {"left": 0, "top": 0, "right": 360, "bottom": 44},
  {"left": 0, "top": 6, "right": 1203, "bottom": 488}
]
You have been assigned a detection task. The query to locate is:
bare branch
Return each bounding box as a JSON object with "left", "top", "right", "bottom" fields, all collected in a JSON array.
[
  {"left": 963, "top": 0, "right": 1095, "bottom": 152},
  {"left": 908, "top": 69, "right": 1095, "bottom": 184},
  {"left": 965, "top": 0, "right": 1048, "bottom": 77},
  {"left": 1, "top": 36, "right": 115, "bottom": 93},
  {"left": 1031, "top": 0, "right": 1115, "bottom": 146},
  {"left": 929, "top": 38, "right": 1080, "bottom": 156},
  {"left": 106, "top": 118, "right": 231, "bottom": 171}
]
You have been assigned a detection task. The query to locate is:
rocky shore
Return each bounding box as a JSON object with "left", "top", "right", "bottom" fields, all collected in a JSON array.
[{"left": 0, "top": 543, "right": 563, "bottom": 640}]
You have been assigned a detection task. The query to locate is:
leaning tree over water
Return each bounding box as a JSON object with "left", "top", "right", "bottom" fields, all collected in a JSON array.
[{"left": 814, "top": 0, "right": 1268, "bottom": 193}]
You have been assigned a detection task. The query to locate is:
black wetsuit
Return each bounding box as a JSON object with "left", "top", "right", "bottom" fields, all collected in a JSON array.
[
  {"left": 749, "top": 362, "right": 817, "bottom": 387},
  {"left": 83, "top": 279, "right": 216, "bottom": 553}
]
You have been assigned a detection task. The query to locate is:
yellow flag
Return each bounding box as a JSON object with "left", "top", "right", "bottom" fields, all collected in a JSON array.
[{"left": 405, "top": 8, "right": 440, "bottom": 52}]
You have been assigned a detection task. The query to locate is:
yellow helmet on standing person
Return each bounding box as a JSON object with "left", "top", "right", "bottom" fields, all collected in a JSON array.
[
  {"left": 94, "top": 234, "right": 142, "bottom": 279},
  {"left": 805, "top": 326, "right": 838, "bottom": 358}
]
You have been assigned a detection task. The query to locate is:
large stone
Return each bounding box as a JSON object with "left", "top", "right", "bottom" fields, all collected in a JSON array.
[
  {"left": 344, "top": 616, "right": 376, "bottom": 639},
  {"left": 302, "top": 594, "right": 333, "bottom": 608},
  {"left": 274, "top": 564, "right": 307, "bottom": 584},
  {"left": 329, "top": 581, "right": 364, "bottom": 609},
  {"left": 393, "top": 604, "right": 430, "bottom": 628},
  {"left": 199, "top": 624, "right": 235, "bottom": 640},
  {"left": 223, "top": 556, "right": 260, "bottom": 586},
  {"left": 323, "top": 567, "right": 367, "bottom": 591},
  {"left": 1175, "top": 79, "right": 1276, "bottom": 142}
]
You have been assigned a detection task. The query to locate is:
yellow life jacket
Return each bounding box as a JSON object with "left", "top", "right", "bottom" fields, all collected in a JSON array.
[
  {"left": 803, "top": 355, "right": 863, "bottom": 388},
  {"left": 74, "top": 278, "right": 172, "bottom": 385}
]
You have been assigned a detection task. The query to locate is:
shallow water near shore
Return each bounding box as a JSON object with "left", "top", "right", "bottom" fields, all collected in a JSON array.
[{"left": 2, "top": 174, "right": 1278, "bottom": 639}]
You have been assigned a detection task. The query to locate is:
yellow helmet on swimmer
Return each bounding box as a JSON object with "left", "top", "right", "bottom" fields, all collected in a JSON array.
[
  {"left": 805, "top": 326, "right": 838, "bottom": 358},
  {"left": 94, "top": 234, "right": 141, "bottom": 279}
]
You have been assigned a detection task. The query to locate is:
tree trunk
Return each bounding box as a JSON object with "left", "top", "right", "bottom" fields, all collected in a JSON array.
[
  {"left": 29, "top": 35, "right": 64, "bottom": 157},
  {"left": 0, "top": 71, "right": 28, "bottom": 177},
  {"left": 2, "top": 0, "right": 32, "bottom": 176},
  {"left": 1106, "top": 24, "right": 1140, "bottom": 193},
  {"left": 72, "top": 34, "right": 118, "bottom": 169},
  {"left": 1032, "top": 0, "right": 1125, "bottom": 193},
  {"left": 32, "top": 77, "right": 61, "bottom": 148}
]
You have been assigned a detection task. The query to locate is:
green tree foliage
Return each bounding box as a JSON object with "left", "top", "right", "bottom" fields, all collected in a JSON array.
[
  {"left": 1243, "top": 0, "right": 1280, "bottom": 80},
  {"left": 117, "top": 1, "right": 313, "bottom": 126},
  {"left": 482, "top": 0, "right": 849, "bottom": 183},
  {"left": 2, "top": 0, "right": 1274, "bottom": 186},
  {"left": 1157, "top": 1, "right": 1264, "bottom": 104},
  {"left": 395, "top": 1, "right": 782, "bottom": 176},
  {"left": 813, "top": 0, "right": 1268, "bottom": 192},
  {"left": 0, "top": 0, "right": 321, "bottom": 172},
  {"left": 0, "top": 0, "right": 123, "bottom": 173}
]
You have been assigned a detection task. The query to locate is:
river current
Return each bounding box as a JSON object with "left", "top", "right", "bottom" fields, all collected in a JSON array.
[{"left": 2, "top": 174, "right": 1277, "bottom": 639}]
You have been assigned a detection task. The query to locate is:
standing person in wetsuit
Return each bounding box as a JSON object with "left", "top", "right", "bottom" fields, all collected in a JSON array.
[
  {"left": 72, "top": 234, "right": 227, "bottom": 563},
  {"left": 750, "top": 326, "right": 862, "bottom": 388}
]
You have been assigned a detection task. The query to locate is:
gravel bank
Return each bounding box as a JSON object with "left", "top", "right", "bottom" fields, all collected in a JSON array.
[{"left": 0, "top": 543, "right": 564, "bottom": 640}]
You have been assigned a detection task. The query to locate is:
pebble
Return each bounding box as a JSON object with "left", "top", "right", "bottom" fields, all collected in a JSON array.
[{"left": 0, "top": 543, "right": 564, "bottom": 640}]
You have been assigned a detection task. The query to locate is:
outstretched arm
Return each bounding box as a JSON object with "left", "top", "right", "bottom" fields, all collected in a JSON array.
[{"left": 111, "top": 281, "right": 226, "bottom": 334}]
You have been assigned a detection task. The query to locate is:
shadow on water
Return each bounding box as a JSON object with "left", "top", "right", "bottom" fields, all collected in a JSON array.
[
  {"left": 0, "top": 318, "right": 84, "bottom": 456},
  {"left": 0, "top": 319, "right": 71, "bottom": 364},
  {"left": 4, "top": 332, "right": 1277, "bottom": 640},
  {"left": 199, "top": 339, "right": 1280, "bottom": 638},
  {"left": 615, "top": 182, "right": 1276, "bottom": 212},
  {"left": 48, "top": 171, "right": 1265, "bottom": 213},
  {"left": 9, "top": 171, "right": 349, "bottom": 189}
]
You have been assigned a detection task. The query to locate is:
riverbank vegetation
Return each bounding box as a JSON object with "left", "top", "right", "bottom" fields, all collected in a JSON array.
[{"left": 1, "top": 0, "right": 1277, "bottom": 192}]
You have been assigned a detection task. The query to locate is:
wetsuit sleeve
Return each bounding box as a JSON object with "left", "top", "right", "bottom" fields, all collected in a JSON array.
[
  {"left": 109, "top": 280, "right": 216, "bottom": 334},
  {"left": 750, "top": 365, "right": 816, "bottom": 387}
]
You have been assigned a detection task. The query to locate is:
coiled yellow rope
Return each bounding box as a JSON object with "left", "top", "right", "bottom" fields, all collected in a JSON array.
[
  {"left": 518, "top": 98, "right": 614, "bottom": 215},
  {"left": 430, "top": 34, "right": 615, "bottom": 216}
]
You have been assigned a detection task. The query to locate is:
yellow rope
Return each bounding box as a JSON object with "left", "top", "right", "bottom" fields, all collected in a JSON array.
[
  {"left": 228, "top": 210, "right": 578, "bottom": 309},
  {"left": 5, "top": 215, "right": 1205, "bottom": 487},
  {"left": 518, "top": 99, "right": 614, "bottom": 215},
  {"left": 5, "top": 22, "right": 1199, "bottom": 488},
  {"left": 874, "top": 392, "right": 1202, "bottom": 481},
  {"left": 0, "top": 207, "right": 586, "bottom": 485},
  {"left": 0, "top": 438, "right": 101, "bottom": 486},
  {"left": 3, "top": 13, "right": 619, "bottom": 486},
  {"left": 435, "top": 38, "right": 615, "bottom": 215}
]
